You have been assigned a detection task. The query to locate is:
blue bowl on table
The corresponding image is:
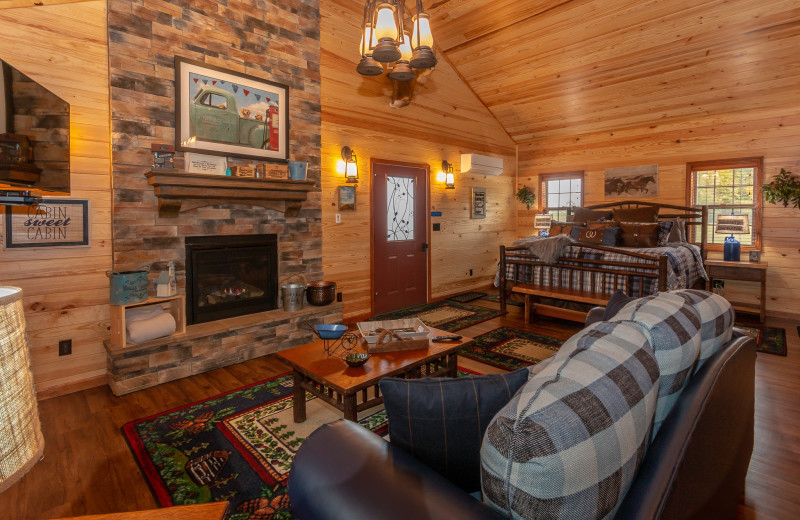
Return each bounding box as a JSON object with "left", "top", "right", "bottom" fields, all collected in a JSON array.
[{"left": 313, "top": 324, "right": 348, "bottom": 340}]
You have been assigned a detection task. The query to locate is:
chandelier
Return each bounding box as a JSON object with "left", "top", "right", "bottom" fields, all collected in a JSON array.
[{"left": 356, "top": 0, "right": 436, "bottom": 82}]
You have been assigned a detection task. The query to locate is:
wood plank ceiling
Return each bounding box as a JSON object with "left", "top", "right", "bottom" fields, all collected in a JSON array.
[{"left": 426, "top": 0, "right": 800, "bottom": 144}]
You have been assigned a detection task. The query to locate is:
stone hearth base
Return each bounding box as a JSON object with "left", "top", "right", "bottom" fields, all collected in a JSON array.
[{"left": 104, "top": 303, "right": 343, "bottom": 396}]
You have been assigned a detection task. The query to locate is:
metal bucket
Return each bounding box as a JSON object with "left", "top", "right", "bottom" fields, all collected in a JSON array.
[
  {"left": 281, "top": 283, "right": 306, "bottom": 312},
  {"left": 288, "top": 161, "right": 308, "bottom": 181},
  {"left": 106, "top": 268, "right": 149, "bottom": 305}
]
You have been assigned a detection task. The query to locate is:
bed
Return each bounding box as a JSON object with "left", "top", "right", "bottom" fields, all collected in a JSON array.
[{"left": 498, "top": 201, "right": 708, "bottom": 322}]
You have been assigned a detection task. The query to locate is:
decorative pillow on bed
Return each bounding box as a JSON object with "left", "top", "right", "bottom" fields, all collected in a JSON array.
[
  {"left": 658, "top": 221, "right": 674, "bottom": 245},
  {"left": 549, "top": 221, "right": 583, "bottom": 237},
  {"left": 620, "top": 222, "right": 661, "bottom": 247},
  {"left": 613, "top": 206, "right": 660, "bottom": 223},
  {"left": 588, "top": 220, "right": 619, "bottom": 229},
  {"left": 573, "top": 206, "right": 613, "bottom": 222},
  {"left": 574, "top": 226, "right": 622, "bottom": 246},
  {"left": 667, "top": 217, "right": 687, "bottom": 243}
]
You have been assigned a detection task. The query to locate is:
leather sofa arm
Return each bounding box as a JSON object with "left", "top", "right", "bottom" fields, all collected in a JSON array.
[
  {"left": 585, "top": 306, "right": 605, "bottom": 326},
  {"left": 288, "top": 420, "right": 504, "bottom": 520}
]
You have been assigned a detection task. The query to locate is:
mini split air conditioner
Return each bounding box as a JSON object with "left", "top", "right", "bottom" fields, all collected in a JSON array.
[{"left": 460, "top": 153, "right": 503, "bottom": 176}]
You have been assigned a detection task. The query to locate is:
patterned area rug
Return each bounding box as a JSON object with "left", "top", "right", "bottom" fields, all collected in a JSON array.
[
  {"left": 123, "top": 368, "right": 479, "bottom": 519},
  {"left": 480, "top": 292, "right": 524, "bottom": 307},
  {"left": 459, "top": 326, "right": 565, "bottom": 370},
  {"left": 373, "top": 300, "right": 505, "bottom": 331},
  {"left": 445, "top": 291, "right": 487, "bottom": 303},
  {"left": 736, "top": 323, "right": 788, "bottom": 356}
]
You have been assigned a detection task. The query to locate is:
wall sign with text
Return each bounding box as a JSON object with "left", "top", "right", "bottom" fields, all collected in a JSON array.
[{"left": 4, "top": 199, "right": 90, "bottom": 248}]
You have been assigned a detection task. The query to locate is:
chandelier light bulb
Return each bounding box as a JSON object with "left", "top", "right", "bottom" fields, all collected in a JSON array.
[
  {"left": 412, "top": 13, "right": 433, "bottom": 49},
  {"left": 374, "top": 3, "right": 398, "bottom": 41}
]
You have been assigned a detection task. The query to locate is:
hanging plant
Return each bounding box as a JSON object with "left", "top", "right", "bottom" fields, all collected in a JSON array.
[
  {"left": 762, "top": 168, "right": 800, "bottom": 208},
  {"left": 515, "top": 185, "right": 536, "bottom": 210}
]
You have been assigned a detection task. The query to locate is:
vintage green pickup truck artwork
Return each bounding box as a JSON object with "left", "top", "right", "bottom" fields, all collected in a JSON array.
[{"left": 175, "top": 57, "right": 289, "bottom": 162}]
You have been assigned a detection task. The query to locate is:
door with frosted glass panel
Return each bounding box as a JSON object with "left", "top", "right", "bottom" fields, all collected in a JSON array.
[{"left": 372, "top": 162, "right": 429, "bottom": 314}]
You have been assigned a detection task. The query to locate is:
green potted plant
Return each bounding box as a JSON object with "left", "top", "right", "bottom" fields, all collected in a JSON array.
[
  {"left": 516, "top": 185, "right": 536, "bottom": 210},
  {"left": 762, "top": 168, "right": 800, "bottom": 208}
]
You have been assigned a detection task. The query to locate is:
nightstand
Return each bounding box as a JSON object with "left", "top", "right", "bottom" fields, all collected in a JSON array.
[{"left": 705, "top": 259, "right": 767, "bottom": 322}]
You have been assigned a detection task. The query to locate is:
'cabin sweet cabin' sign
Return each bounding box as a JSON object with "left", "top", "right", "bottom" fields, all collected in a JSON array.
[{"left": 4, "top": 198, "right": 89, "bottom": 248}]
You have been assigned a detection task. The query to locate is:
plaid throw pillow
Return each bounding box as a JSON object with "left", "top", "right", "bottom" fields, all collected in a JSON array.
[
  {"left": 380, "top": 368, "right": 529, "bottom": 492},
  {"left": 481, "top": 321, "right": 660, "bottom": 520},
  {"left": 606, "top": 292, "right": 702, "bottom": 439},
  {"left": 669, "top": 289, "right": 734, "bottom": 371}
]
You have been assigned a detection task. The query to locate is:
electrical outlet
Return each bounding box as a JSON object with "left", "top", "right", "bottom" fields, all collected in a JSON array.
[
  {"left": 335, "top": 213, "right": 341, "bottom": 224},
  {"left": 336, "top": 291, "right": 342, "bottom": 302},
  {"left": 432, "top": 223, "right": 441, "bottom": 231},
  {"left": 58, "top": 339, "right": 72, "bottom": 356}
]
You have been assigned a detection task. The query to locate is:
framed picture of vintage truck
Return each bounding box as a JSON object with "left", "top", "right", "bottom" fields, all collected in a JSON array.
[{"left": 175, "top": 57, "right": 289, "bottom": 162}]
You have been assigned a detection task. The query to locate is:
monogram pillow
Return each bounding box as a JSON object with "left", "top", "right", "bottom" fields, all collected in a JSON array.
[{"left": 577, "top": 227, "right": 605, "bottom": 244}]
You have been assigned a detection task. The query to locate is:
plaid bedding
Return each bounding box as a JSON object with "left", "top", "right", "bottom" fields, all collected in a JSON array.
[{"left": 495, "top": 242, "right": 708, "bottom": 296}]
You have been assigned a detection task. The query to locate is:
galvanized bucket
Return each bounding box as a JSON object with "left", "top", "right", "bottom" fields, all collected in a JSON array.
[
  {"left": 281, "top": 274, "right": 306, "bottom": 312},
  {"left": 106, "top": 267, "right": 149, "bottom": 305},
  {"left": 288, "top": 161, "right": 308, "bottom": 181},
  {"left": 281, "top": 283, "right": 305, "bottom": 312}
]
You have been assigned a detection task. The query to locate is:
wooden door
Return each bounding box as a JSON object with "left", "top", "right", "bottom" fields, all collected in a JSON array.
[{"left": 372, "top": 161, "right": 429, "bottom": 314}]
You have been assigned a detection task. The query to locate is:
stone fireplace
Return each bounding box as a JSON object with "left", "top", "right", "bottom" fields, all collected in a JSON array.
[{"left": 185, "top": 234, "right": 279, "bottom": 325}]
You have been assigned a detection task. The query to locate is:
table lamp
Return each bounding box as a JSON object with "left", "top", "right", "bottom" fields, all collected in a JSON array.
[
  {"left": 0, "top": 287, "right": 44, "bottom": 493},
  {"left": 534, "top": 214, "right": 552, "bottom": 237},
  {"left": 716, "top": 214, "right": 750, "bottom": 261}
]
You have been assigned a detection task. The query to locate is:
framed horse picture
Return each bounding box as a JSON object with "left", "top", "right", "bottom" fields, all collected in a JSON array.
[{"left": 604, "top": 164, "right": 659, "bottom": 199}]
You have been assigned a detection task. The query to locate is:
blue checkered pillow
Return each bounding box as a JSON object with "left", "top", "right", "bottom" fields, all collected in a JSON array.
[
  {"left": 669, "top": 289, "right": 734, "bottom": 371},
  {"left": 607, "top": 292, "right": 702, "bottom": 438},
  {"left": 481, "top": 321, "right": 660, "bottom": 519}
]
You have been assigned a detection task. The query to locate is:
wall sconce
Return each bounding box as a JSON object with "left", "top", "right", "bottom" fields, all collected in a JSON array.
[
  {"left": 442, "top": 160, "right": 455, "bottom": 189},
  {"left": 341, "top": 146, "right": 359, "bottom": 183}
]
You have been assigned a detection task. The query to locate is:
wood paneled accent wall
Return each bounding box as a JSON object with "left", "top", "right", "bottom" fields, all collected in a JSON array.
[
  {"left": 320, "top": 0, "right": 517, "bottom": 319},
  {"left": 0, "top": 1, "right": 112, "bottom": 398},
  {"left": 509, "top": 1, "right": 800, "bottom": 317}
]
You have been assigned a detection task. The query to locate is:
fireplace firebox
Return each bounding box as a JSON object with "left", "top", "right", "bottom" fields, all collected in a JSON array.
[{"left": 185, "top": 234, "right": 278, "bottom": 325}]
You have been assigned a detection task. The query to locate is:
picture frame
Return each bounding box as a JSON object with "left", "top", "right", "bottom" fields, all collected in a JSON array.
[
  {"left": 338, "top": 185, "right": 356, "bottom": 210},
  {"left": 604, "top": 164, "right": 659, "bottom": 198},
  {"left": 175, "top": 57, "right": 289, "bottom": 162},
  {"left": 4, "top": 198, "right": 90, "bottom": 249},
  {"left": 472, "top": 187, "right": 486, "bottom": 219}
]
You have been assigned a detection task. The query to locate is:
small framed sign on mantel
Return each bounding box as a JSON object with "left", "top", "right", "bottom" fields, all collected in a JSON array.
[{"left": 3, "top": 198, "right": 90, "bottom": 249}]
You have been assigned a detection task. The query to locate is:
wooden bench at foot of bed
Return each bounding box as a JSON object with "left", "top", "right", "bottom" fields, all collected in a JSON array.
[{"left": 512, "top": 286, "right": 613, "bottom": 323}]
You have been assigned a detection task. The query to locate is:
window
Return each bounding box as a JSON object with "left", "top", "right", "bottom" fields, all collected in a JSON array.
[
  {"left": 540, "top": 171, "right": 584, "bottom": 222},
  {"left": 686, "top": 158, "right": 762, "bottom": 249}
]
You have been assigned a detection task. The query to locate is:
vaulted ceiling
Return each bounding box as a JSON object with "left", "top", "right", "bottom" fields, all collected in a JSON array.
[{"left": 426, "top": 0, "right": 800, "bottom": 145}]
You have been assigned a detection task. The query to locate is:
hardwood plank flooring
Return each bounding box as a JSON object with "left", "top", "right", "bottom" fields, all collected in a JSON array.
[{"left": 0, "top": 298, "right": 797, "bottom": 519}]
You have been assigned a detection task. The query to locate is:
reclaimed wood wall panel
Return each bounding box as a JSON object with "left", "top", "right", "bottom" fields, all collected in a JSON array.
[
  {"left": 0, "top": 1, "right": 112, "bottom": 398},
  {"left": 320, "top": 0, "right": 517, "bottom": 319}
]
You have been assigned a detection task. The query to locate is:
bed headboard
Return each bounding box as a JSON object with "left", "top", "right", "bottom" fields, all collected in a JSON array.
[{"left": 576, "top": 200, "right": 708, "bottom": 260}]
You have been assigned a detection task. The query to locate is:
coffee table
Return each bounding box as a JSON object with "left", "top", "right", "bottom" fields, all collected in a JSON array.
[{"left": 274, "top": 327, "right": 472, "bottom": 422}]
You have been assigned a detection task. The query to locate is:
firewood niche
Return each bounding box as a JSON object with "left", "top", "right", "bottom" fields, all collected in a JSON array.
[{"left": 145, "top": 170, "right": 315, "bottom": 218}]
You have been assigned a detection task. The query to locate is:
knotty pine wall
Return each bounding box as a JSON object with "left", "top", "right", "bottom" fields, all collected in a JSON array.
[
  {"left": 0, "top": 1, "right": 112, "bottom": 398},
  {"left": 517, "top": 121, "right": 800, "bottom": 318},
  {"left": 320, "top": 0, "right": 517, "bottom": 320}
]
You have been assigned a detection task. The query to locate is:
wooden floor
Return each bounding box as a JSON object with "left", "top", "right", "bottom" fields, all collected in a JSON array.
[{"left": 1, "top": 299, "right": 798, "bottom": 519}]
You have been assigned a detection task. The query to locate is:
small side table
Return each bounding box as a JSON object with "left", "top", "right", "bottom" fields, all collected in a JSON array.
[{"left": 705, "top": 259, "right": 767, "bottom": 322}]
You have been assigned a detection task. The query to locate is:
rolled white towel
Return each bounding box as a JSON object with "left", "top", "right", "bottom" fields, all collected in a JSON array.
[{"left": 127, "top": 311, "right": 177, "bottom": 344}]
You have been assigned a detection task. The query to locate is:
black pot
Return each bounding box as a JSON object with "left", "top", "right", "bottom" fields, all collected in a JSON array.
[{"left": 306, "top": 281, "right": 336, "bottom": 306}]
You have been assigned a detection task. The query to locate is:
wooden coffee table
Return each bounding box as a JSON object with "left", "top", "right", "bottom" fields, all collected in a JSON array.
[{"left": 274, "top": 327, "right": 472, "bottom": 422}]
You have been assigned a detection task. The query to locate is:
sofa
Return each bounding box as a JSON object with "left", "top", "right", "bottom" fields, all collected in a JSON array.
[{"left": 288, "top": 290, "right": 756, "bottom": 520}]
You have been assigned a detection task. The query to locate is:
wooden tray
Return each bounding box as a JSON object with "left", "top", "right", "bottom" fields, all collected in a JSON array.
[
  {"left": 365, "top": 328, "right": 430, "bottom": 353},
  {"left": 357, "top": 318, "right": 430, "bottom": 343}
]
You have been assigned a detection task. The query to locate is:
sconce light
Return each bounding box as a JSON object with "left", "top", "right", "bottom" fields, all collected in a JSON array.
[
  {"left": 341, "top": 146, "right": 359, "bottom": 183},
  {"left": 442, "top": 160, "right": 455, "bottom": 189}
]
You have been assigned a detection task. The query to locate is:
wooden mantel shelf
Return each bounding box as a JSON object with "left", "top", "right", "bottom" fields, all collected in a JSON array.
[{"left": 145, "top": 170, "right": 315, "bottom": 217}]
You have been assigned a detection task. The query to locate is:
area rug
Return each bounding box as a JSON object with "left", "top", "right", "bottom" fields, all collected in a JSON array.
[
  {"left": 373, "top": 300, "right": 505, "bottom": 331},
  {"left": 445, "top": 291, "right": 487, "bottom": 303},
  {"left": 735, "top": 323, "right": 788, "bottom": 356},
  {"left": 480, "top": 292, "right": 524, "bottom": 307},
  {"left": 459, "top": 326, "right": 565, "bottom": 370},
  {"left": 124, "top": 368, "right": 480, "bottom": 519}
]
